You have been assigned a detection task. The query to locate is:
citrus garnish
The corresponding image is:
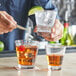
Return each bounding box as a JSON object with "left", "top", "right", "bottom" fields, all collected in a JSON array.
[
  {"left": 0, "top": 41, "right": 4, "bottom": 52},
  {"left": 18, "top": 45, "right": 25, "bottom": 51},
  {"left": 28, "top": 6, "right": 44, "bottom": 16}
]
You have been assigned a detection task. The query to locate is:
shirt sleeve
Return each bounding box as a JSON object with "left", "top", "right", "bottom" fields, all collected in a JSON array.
[{"left": 33, "top": 0, "right": 59, "bottom": 19}]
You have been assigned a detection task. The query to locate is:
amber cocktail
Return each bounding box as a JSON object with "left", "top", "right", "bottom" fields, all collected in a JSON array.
[
  {"left": 15, "top": 40, "right": 38, "bottom": 69},
  {"left": 46, "top": 44, "right": 66, "bottom": 71},
  {"left": 47, "top": 55, "right": 63, "bottom": 66}
]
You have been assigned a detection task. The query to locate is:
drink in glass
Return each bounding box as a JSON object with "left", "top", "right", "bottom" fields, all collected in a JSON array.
[
  {"left": 47, "top": 55, "right": 63, "bottom": 66},
  {"left": 15, "top": 40, "right": 38, "bottom": 69},
  {"left": 35, "top": 10, "right": 57, "bottom": 33},
  {"left": 46, "top": 44, "right": 66, "bottom": 70}
]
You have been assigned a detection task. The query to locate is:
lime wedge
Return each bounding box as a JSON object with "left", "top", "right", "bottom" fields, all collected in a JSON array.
[
  {"left": 0, "top": 41, "right": 4, "bottom": 52},
  {"left": 28, "top": 6, "right": 44, "bottom": 16}
]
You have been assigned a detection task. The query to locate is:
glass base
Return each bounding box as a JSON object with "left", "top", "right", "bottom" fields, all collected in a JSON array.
[
  {"left": 48, "top": 65, "right": 61, "bottom": 71},
  {"left": 18, "top": 64, "right": 35, "bottom": 69}
]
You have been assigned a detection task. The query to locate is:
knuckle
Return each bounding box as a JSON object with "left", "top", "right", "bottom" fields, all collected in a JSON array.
[
  {"left": 8, "top": 21, "right": 13, "bottom": 26},
  {"left": 9, "top": 22, "right": 12, "bottom": 25},
  {"left": 9, "top": 15, "right": 13, "bottom": 20},
  {"left": 4, "top": 20, "right": 11, "bottom": 26},
  {"left": 10, "top": 15, "right": 13, "bottom": 19},
  {"left": 8, "top": 24, "right": 12, "bottom": 28},
  {"left": 8, "top": 23, "right": 16, "bottom": 29}
]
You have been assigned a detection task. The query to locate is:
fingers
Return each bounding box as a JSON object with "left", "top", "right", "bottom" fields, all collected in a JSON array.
[
  {"left": 52, "top": 34, "right": 63, "bottom": 41},
  {"left": 45, "top": 34, "right": 63, "bottom": 41},
  {"left": 0, "top": 11, "right": 17, "bottom": 34},
  {"left": 41, "top": 32, "right": 50, "bottom": 38},
  {"left": 0, "top": 28, "right": 9, "bottom": 34},
  {"left": 3, "top": 11, "right": 17, "bottom": 25},
  {"left": 38, "top": 19, "right": 63, "bottom": 41},
  {"left": 0, "top": 11, "right": 17, "bottom": 27},
  {"left": 0, "top": 13, "right": 11, "bottom": 26},
  {"left": 51, "top": 19, "right": 63, "bottom": 38},
  {"left": 2, "top": 11, "right": 17, "bottom": 29},
  {"left": 48, "top": 20, "right": 63, "bottom": 41}
]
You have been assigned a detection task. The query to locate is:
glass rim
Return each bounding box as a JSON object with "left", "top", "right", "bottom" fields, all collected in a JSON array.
[
  {"left": 35, "top": 10, "right": 57, "bottom": 13},
  {"left": 15, "top": 40, "right": 38, "bottom": 43},
  {"left": 46, "top": 43, "right": 66, "bottom": 48},
  {"left": 15, "top": 40, "right": 39, "bottom": 47}
]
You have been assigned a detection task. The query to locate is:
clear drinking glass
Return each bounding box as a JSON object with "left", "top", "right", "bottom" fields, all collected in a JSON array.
[
  {"left": 15, "top": 40, "right": 38, "bottom": 69},
  {"left": 46, "top": 44, "right": 66, "bottom": 71},
  {"left": 35, "top": 10, "right": 57, "bottom": 33}
]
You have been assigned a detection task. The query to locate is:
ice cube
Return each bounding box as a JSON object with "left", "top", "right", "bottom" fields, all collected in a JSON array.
[{"left": 24, "top": 53, "right": 28, "bottom": 58}]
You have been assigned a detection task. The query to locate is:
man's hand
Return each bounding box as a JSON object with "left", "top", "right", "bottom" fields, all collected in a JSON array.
[
  {"left": 0, "top": 11, "right": 17, "bottom": 34},
  {"left": 34, "top": 19, "right": 63, "bottom": 41}
]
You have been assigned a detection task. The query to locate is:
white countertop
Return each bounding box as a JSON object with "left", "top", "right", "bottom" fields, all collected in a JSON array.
[{"left": 0, "top": 53, "right": 76, "bottom": 76}]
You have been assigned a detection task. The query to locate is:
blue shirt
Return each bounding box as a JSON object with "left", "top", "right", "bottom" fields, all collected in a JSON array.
[{"left": 0, "top": 0, "right": 58, "bottom": 51}]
